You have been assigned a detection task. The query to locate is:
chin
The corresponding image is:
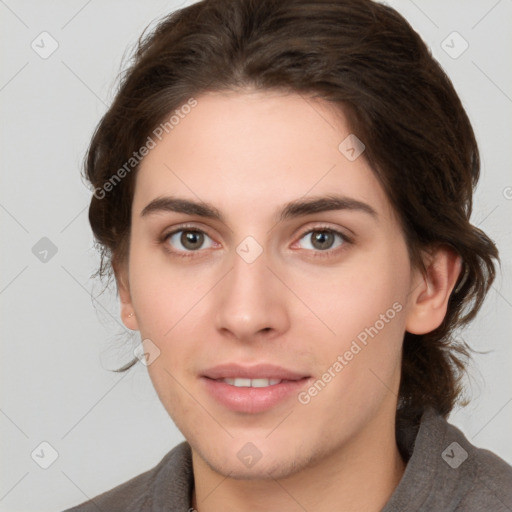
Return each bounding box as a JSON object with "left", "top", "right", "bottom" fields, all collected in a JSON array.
[
  {"left": 194, "top": 440, "right": 317, "bottom": 481},
  {"left": 209, "top": 457, "right": 304, "bottom": 481}
]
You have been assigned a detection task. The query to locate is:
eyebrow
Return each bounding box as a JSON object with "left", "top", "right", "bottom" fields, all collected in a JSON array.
[{"left": 140, "top": 194, "right": 378, "bottom": 222}]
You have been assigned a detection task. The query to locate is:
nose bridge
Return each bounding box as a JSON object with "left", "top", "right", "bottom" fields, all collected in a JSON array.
[{"left": 214, "top": 237, "right": 289, "bottom": 340}]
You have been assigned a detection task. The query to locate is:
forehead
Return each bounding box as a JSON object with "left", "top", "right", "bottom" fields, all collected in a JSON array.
[{"left": 133, "top": 91, "right": 394, "bottom": 223}]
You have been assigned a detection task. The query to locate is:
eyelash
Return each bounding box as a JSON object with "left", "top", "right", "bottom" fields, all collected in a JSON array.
[{"left": 160, "top": 224, "right": 353, "bottom": 260}]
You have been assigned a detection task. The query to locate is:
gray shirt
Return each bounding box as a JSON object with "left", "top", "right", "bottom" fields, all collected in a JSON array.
[{"left": 62, "top": 407, "right": 512, "bottom": 511}]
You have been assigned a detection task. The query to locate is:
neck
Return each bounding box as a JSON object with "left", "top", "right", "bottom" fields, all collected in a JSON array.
[{"left": 191, "top": 408, "right": 406, "bottom": 512}]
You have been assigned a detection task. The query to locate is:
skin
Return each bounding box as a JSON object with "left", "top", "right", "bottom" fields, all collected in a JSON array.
[{"left": 117, "top": 89, "right": 461, "bottom": 512}]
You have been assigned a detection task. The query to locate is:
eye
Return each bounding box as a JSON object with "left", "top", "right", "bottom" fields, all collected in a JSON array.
[
  {"left": 161, "top": 225, "right": 351, "bottom": 259},
  {"left": 296, "top": 227, "right": 349, "bottom": 254},
  {"left": 163, "top": 228, "right": 215, "bottom": 255}
]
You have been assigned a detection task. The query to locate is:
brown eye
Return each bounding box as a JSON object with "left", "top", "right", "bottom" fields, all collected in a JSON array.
[
  {"left": 311, "top": 231, "right": 335, "bottom": 250},
  {"left": 165, "top": 229, "right": 214, "bottom": 252},
  {"left": 297, "top": 228, "right": 347, "bottom": 252}
]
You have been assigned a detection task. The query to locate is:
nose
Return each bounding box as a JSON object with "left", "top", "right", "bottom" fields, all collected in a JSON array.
[{"left": 214, "top": 244, "right": 290, "bottom": 343}]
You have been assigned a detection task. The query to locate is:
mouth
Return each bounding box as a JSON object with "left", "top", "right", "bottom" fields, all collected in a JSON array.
[
  {"left": 200, "top": 363, "right": 311, "bottom": 413},
  {"left": 214, "top": 377, "right": 293, "bottom": 387}
]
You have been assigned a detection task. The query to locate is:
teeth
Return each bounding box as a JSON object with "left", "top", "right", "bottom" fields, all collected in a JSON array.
[{"left": 220, "top": 378, "right": 283, "bottom": 387}]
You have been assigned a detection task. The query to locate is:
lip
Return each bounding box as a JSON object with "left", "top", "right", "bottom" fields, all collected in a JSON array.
[
  {"left": 201, "top": 363, "right": 311, "bottom": 413},
  {"left": 202, "top": 363, "right": 308, "bottom": 381}
]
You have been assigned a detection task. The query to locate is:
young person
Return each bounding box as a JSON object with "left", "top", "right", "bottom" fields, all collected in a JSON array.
[{"left": 64, "top": 0, "right": 512, "bottom": 510}]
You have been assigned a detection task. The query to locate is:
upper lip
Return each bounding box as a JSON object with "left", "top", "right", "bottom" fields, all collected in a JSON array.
[{"left": 202, "top": 363, "right": 309, "bottom": 381}]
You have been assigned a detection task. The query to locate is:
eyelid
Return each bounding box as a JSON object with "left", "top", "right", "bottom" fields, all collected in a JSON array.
[
  {"left": 161, "top": 222, "right": 215, "bottom": 240},
  {"left": 292, "top": 223, "right": 354, "bottom": 244}
]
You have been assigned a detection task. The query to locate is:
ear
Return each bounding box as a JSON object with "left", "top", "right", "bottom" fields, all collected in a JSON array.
[
  {"left": 405, "top": 245, "right": 462, "bottom": 335},
  {"left": 114, "top": 261, "right": 139, "bottom": 331}
]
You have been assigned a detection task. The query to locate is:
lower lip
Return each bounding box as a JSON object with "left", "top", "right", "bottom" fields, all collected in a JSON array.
[{"left": 201, "top": 377, "right": 311, "bottom": 413}]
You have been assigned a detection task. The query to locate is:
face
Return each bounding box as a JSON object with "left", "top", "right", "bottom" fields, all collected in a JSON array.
[{"left": 120, "top": 90, "right": 419, "bottom": 479}]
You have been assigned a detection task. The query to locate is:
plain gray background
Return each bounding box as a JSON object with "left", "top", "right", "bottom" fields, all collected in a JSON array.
[{"left": 0, "top": 1, "right": 511, "bottom": 511}]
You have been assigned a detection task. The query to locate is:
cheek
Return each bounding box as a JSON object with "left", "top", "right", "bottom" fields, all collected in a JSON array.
[
  {"left": 300, "top": 240, "right": 409, "bottom": 345},
  {"left": 130, "top": 275, "right": 173, "bottom": 340},
  {"left": 127, "top": 245, "right": 211, "bottom": 392},
  {"left": 128, "top": 241, "right": 196, "bottom": 339},
  {"left": 296, "top": 237, "right": 410, "bottom": 396}
]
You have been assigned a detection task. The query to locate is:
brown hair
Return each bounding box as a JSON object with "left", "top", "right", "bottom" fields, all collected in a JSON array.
[{"left": 84, "top": 0, "right": 499, "bottom": 440}]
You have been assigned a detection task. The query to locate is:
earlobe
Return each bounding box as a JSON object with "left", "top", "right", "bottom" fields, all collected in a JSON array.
[
  {"left": 122, "top": 310, "right": 139, "bottom": 331},
  {"left": 115, "top": 263, "right": 140, "bottom": 331},
  {"left": 405, "top": 246, "right": 462, "bottom": 335}
]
